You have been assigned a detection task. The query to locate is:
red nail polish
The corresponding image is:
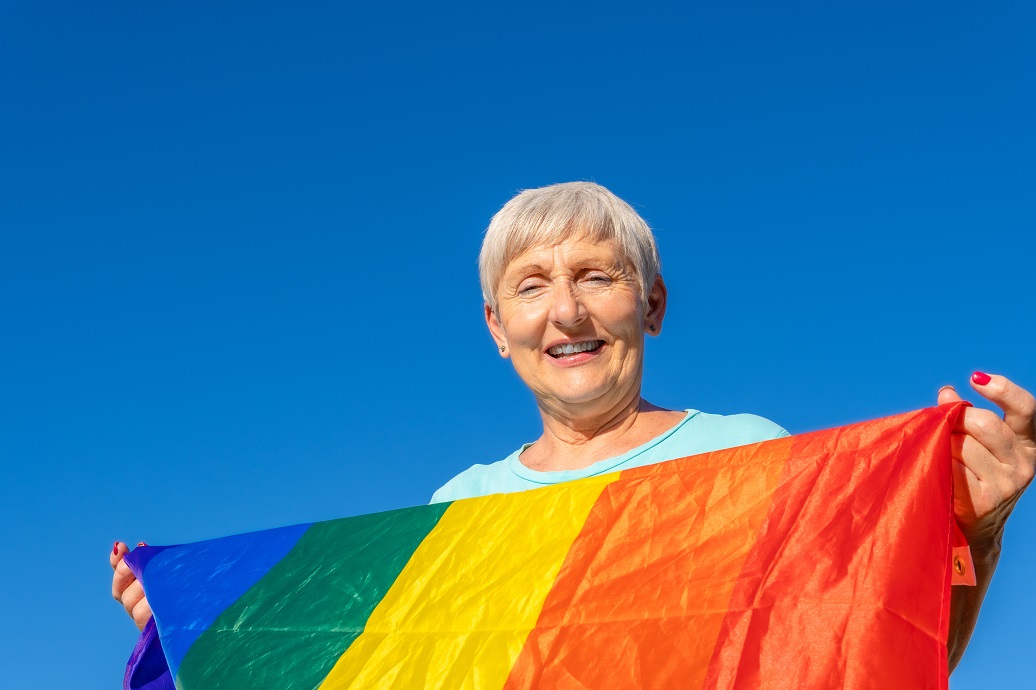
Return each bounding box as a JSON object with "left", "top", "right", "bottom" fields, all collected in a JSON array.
[
  {"left": 137, "top": 542, "right": 147, "bottom": 547},
  {"left": 113, "top": 541, "right": 120, "bottom": 556},
  {"left": 972, "top": 371, "right": 991, "bottom": 385}
]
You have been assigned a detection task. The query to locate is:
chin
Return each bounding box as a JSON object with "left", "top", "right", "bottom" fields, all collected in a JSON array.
[{"left": 551, "top": 385, "right": 621, "bottom": 407}]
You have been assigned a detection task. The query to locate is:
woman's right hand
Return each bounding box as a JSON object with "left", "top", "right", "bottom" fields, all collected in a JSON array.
[{"left": 111, "top": 541, "right": 152, "bottom": 631}]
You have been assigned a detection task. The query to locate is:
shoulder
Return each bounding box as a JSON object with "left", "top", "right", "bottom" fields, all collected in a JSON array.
[
  {"left": 689, "top": 411, "right": 789, "bottom": 442},
  {"left": 652, "top": 410, "right": 788, "bottom": 460},
  {"left": 430, "top": 458, "right": 514, "bottom": 504}
]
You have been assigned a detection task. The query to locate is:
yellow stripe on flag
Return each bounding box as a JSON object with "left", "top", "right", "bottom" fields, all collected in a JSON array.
[{"left": 318, "top": 472, "right": 620, "bottom": 690}]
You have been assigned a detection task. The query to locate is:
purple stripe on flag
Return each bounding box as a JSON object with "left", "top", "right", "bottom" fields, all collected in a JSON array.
[{"left": 124, "top": 618, "right": 175, "bottom": 690}]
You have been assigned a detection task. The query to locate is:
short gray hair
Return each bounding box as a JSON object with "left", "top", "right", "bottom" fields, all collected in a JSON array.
[{"left": 479, "top": 182, "right": 661, "bottom": 313}]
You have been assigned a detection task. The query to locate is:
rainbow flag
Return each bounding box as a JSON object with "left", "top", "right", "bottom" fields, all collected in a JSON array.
[{"left": 124, "top": 404, "right": 968, "bottom": 690}]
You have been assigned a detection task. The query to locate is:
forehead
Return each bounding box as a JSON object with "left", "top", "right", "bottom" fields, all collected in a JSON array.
[{"left": 503, "top": 237, "right": 625, "bottom": 277}]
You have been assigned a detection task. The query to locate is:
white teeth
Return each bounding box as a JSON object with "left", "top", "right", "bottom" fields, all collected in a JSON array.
[{"left": 548, "top": 341, "right": 602, "bottom": 357}]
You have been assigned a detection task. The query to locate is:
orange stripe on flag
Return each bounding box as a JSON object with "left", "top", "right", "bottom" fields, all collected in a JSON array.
[{"left": 503, "top": 436, "right": 795, "bottom": 689}]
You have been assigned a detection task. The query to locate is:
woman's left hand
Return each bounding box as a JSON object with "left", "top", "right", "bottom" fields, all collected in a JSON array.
[
  {"left": 938, "top": 372, "right": 1035, "bottom": 671},
  {"left": 938, "top": 372, "right": 1036, "bottom": 545}
]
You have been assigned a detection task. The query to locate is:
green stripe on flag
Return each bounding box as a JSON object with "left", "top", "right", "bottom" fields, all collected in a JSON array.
[{"left": 176, "top": 502, "right": 452, "bottom": 689}]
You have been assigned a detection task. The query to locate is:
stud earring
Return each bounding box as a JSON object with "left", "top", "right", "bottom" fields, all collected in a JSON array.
[
  {"left": 499, "top": 345, "right": 507, "bottom": 353},
  {"left": 648, "top": 325, "right": 656, "bottom": 332}
]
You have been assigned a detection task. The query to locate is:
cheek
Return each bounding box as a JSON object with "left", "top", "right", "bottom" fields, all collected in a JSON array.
[
  {"left": 500, "top": 306, "right": 549, "bottom": 344},
  {"left": 499, "top": 322, "right": 537, "bottom": 352},
  {"left": 601, "top": 301, "right": 645, "bottom": 337}
]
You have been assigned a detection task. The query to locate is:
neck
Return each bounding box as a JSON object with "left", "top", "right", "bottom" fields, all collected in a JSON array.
[{"left": 523, "top": 391, "right": 680, "bottom": 471}]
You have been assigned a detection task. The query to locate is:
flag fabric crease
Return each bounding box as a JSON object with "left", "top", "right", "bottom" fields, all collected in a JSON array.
[{"left": 124, "top": 403, "right": 967, "bottom": 689}]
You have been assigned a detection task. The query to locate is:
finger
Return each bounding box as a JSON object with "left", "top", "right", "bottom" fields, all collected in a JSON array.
[
  {"left": 970, "top": 372, "right": 1036, "bottom": 440},
  {"left": 951, "top": 430, "right": 1003, "bottom": 482},
  {"left": 955, "top": 426, "right": 1035, "bottom": 507},
  {"left": 938, "top": 385, "right": 964, "bottom": 406},
  {"left": 110, "top": 541, "right": 127, "bottom": 570},
  {"left": 121, "top": 580, "right": 145, "bottom": 616},
  {"left": 130, "top": 595, "right": 153, "bottom": 631},
  {"left": 112, "top": 558, "right": 138, "bottom": 600},
  {"left": 955, "top": 407, "right": 1017, "bottom": 468}
]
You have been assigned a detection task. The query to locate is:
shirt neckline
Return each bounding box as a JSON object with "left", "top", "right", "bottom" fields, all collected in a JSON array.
[{"left": 506, "top": 409, "right": 701, "bottom": 485}]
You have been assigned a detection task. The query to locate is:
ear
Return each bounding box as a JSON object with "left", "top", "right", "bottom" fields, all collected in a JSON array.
[
  {"left": 484, "top": 303, "right": 510, "bottom": 358},
  {"left": 644, "top": 274, "right": 668, "bottom": 336}
]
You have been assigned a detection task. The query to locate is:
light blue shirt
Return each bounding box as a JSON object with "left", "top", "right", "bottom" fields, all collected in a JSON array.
[{"left": 431, "top": 410, "right": 789, "bottom": 503}]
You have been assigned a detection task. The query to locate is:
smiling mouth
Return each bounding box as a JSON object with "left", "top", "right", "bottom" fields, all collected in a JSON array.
[{"left": 546, "top": 340, "right": 604, "bottom": 358}]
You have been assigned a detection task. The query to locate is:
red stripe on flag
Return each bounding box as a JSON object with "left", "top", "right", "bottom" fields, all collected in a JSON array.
[{"left": 703, "top": 405, "right": 960, "bottom": 690}]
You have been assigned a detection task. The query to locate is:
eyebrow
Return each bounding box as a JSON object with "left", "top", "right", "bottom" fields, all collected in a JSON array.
[
  {"left": 505, "top": 261, "right": 549, "bottom": 279},
  {"left": 505, "top": 254, "right": 625, "bottom": 281}
]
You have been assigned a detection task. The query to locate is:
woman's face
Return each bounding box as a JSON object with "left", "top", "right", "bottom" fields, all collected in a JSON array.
[{"left": 486, "top": 236, "right": 666, "bottom": 416}]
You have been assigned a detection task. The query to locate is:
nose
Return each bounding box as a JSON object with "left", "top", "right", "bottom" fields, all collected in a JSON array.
[{"left": 548, "top": 280, "right": 587, "bottom": 329}]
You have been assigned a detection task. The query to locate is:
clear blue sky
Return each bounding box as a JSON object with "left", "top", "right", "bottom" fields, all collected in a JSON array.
[{"left": 1, "top": 2, "right": 1033, "bottom": 687}]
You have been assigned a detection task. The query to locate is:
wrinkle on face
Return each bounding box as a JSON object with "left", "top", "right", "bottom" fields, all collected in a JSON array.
[{"left": 489, "top": 237, "right": 647, "bottom": 418}]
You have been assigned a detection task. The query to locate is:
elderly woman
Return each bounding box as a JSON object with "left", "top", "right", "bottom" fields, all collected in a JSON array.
[{"left": 113, "top": 181, "right": 1035, "bottom": 672}]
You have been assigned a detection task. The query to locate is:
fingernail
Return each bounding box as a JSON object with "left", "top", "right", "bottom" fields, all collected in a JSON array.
[
  {"left": 137, "top": 541, "right": 147, "bottom": 547},
  {"left": 972, "top": 371, "right": 991, "bottom": 386},
  {"left": 938, "top": 385, "right": 955, "bottom": 393},
  {"left": 113, "top": 541, "right": 120, "bottom": 556}
]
